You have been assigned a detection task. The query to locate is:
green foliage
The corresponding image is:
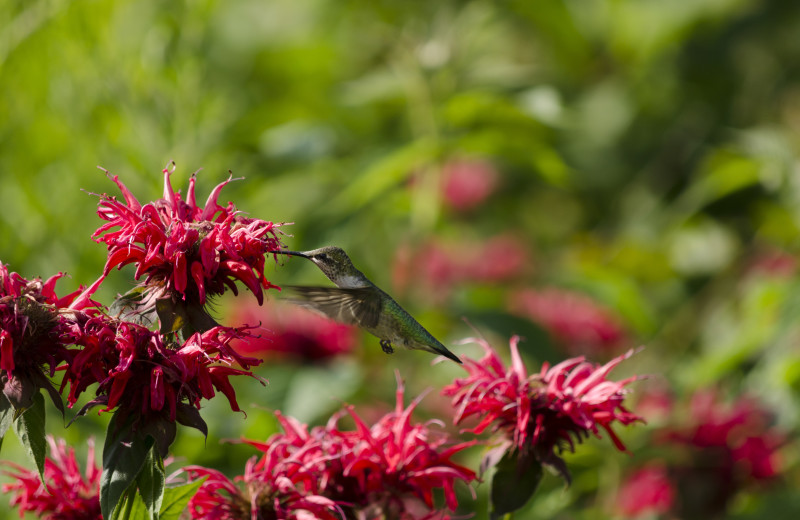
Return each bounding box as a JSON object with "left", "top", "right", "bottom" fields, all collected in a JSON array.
[
  {"left": 489, "top": 452, "right": 543, "bottom": 519},
  {"left": 11, "top": 392, "right": 46, "bottom": 482}
]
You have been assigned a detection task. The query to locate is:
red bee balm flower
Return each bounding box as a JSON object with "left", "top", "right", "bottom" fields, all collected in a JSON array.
[
  {"left": 186, "top": 378, "right": 476, "bottom": 519},
  {"left": 91, "top": 164, "right": 283, "bottom": 306},
  {"left": 442, "top": 335, "right": 643, "bottom": 481},
  {"left": 509, "top": 288, "right": 627, "bottom": 355},
  {"left": 616, "top": 464, "right": 675, "bottom": 518},
  {"left": 228, "top": 300, "right": 357, "bottom": 362},
  {"left": 1, "top": 436, "right": 101, "bottom": 520},
  {"left": 61, "top": 315, "right": 263, "bottom": 433},
  {"left": 337, "top": 378, "right": 477, "bottom": 515},
  {"left": 0, "top": 263, "right": 94, "bottom": 411}
]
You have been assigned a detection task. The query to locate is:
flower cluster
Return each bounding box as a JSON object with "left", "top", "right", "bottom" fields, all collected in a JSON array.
[
  {"left": 60, "top": 315, "right": 263, "bottom": 430},
  {"left": 440, "top": 158, "right": 499, "bottom": 212},
  {"left": 227, "top": 299, "right": 356, "bottom": 362},
  {"left": 0, "top": 264, "right": 95, "bottom": 411},
  {"left": 616, "top": 390, "right": 783, "bottom": 518},
  {"left": 393, "top": 235, "right": 529, "bottom": 303},
  {"left": 442, "top": 335, "right": 642, "bottom": 481},
  {"left": 616, "top": 464, "right": 674, "bottom": 518},
  {"left": 1, "top": 436, "right": 101, "bottom": 519},
  {"left": 91, "top": 164, "right": 283, "bottom": 307},
  {"left": 509, "top": 287, "right": 627, "bottom": 355},
  {"left": 185, "top": 378, "right": 476, "bottom": 519}
]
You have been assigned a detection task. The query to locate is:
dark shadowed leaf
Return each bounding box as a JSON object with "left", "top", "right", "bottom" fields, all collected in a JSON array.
[
  {"left": 489, "top": 452, "right": 543, "bottom": 520},
  {"left": 175, "top": 403, "right": 208, "bottom": 440},
  {"left": 11, "top": 391, "right": 46, "bottom": 481},
  {"left": 69, "top": 396, "right": 110, "bottom": 426},
  {"left": 0, "top": 393, "right": 13, "bottom": 452},
  {"left": 140, "top": 415, "right": 177, "bottom": 459},
  {"left": 2, "top": 371, "right": 37, "bottom": 410},
  {"left": 101, "top": 411, "right": 154, "bottom": 519}
]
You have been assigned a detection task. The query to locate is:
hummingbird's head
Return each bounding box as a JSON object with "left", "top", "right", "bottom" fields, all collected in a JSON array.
[{"left": 271, "top": 246, "right": 367, "bottom": 287}]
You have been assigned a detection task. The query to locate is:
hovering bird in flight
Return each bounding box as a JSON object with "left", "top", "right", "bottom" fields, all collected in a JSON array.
[{"left": 269, "top": 246, "right": 462, "bottom": 364}]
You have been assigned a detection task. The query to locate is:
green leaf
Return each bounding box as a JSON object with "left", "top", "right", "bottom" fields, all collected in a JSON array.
[
  {"left": 489, "top": 452, "right": 543, "bottom": 520},
  {"left": 159, "top": 479, "right": 206, "bottom": 520},
  {"left": 12, "top": 391, "right": 46, "bottom": 481},
  {"left": 0, "top": 393, "right": 13, "bottom": 452},
  {"left": 101, "top": 411, "right": 154, "bottom": 519},
  {"left": 110, "top": 486, "right": 148, "bottom": 520},
  {"left": 136, "top": 443, "right": 165, "bottom": 519},
  {"left": 175, "top": 403, "right": 208, "bottom": 440}
]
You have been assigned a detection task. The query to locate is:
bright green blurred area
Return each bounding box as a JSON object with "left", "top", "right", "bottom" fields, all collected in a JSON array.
[{"left": 3, "top": 0, "right": 800, "bottom": 518}]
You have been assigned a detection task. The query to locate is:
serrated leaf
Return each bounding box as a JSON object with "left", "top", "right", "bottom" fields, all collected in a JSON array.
[
  {"left": 0, "top": 393, "right": 13, "bottom": 452},
  {"left": 160, "top": 478, "right": 206, "bottom": 520},
  {"left": 101, "top": 411, "right": 154, "bottom": 519},
  {"left": 136, "top": 443, "right": 165, "bottom": 520},
  {"left": 12, "top": 391, "right": 46, "bottom": 481},
  {"left": 489, "top": 452, "right": 543, "bottom": 520}
]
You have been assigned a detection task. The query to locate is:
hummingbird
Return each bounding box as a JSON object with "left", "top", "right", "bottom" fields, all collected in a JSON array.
[{"left": 268, "top": 246, "right": 462, "bottom": 364}]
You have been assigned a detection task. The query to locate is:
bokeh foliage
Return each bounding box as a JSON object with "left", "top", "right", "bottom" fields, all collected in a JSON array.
[{"left": 2, "top": 0, "right": 800, "bottom": 518}]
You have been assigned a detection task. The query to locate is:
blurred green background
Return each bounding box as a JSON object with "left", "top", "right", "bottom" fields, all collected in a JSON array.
[{"left": 3, "top": 0, "right": 800, "bottom": 518}]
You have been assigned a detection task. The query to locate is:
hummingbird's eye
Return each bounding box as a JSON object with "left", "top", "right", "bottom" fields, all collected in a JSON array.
[{"left": 317, "top": 253, "right": 328, "bottom": 261}]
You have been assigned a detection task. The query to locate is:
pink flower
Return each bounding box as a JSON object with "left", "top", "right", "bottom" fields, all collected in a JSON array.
[
  {"left": 616, "top": 465, "right": 675, "bottom": 518},
  {"left": 509, "top": 288, "right": 627, "bottom": 355},
  {"left": 667, "top": 391, "right": 782, "bottom": 482},
  {"left": 1, "top": 436, "right": 101, "bottom": 519},
  {"left": 0, "top": 264, "right": 96, "bottom": 411},
  {"left": 90, "top": 164, "right": 283, "bottom": 307},
  {"left": 336, "top": 377, "right": 477, "bottom": 514},
  {"left": 60, "top": 315, "right": 263, "bottom": 430},
  {"left": 622, "top": 391, "right": 784, "bottom": 517},
  {"left": 441, "top": 158, "right": 499, "bottom": 212},
  {"left": 227, "top": 300, "right": 356, "bottom": 362},
  {"left": 393, "top": 235, "right": 529, "bottom": 302},
  {"left": 186, "top": 378, "right": 476, "bottom": 519},
  {"left": 442, "top": 335, "right": 642, "bottom": 481},
  {"left": 183, "top": 462, "right": 341, "bottom": 520}
]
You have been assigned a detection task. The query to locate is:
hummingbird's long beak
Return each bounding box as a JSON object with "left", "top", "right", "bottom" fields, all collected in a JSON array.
[{"left": 268, "top": 250, "right": 310, "bottom": 259}]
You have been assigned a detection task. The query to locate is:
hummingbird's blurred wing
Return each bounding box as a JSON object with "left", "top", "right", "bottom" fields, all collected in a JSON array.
[{"left": 281, "top": 286, "right": 382, "bottom": 329}]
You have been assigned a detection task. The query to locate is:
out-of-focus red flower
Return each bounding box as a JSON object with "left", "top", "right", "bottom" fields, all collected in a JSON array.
[
  {"left": 509, "top": 288, "right": 626, "bottom": 355},
  {"left": 668, "top": 391, "right": 782, "bottom": 482},
  {"left": 228, "top": 300, "right": 356, "bottom": 362},
  {"left": 616, "top": 464, "right": 675, "bottom": 518},
  {"left": 746, "top": 248, "right": 797, "bottom": 279},
  {"left": 0, "top": 264, "right": 97, "bottom": 410},
  {"left": 442, "top": 335, "right": 642, "bottom": 481},
  {"left": 186, "top": 377, "right": 476, "bottom": 519},
  {"left": 1, "top": 436, "right": 101, "bottom": 519},
  {"left": 622, "top": 391, "right": 784, "bottom": 519},
  {"left": 393, "top": 235, "right": 529, "bottom": 301},
  {"left": 60, "top": 315, "right": 263, "bottom": 428},
  {"left": 89, "top": 164, "right": 283, "bottom": 307},
  {"left": 441, "top": 158, "right": 499, "bottom": 212}
]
